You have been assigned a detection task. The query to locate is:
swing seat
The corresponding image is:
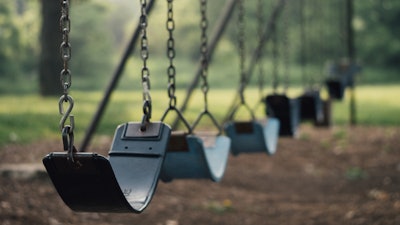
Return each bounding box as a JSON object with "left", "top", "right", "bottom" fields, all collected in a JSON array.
[
  {"left": 298, "top": 90, "right": 323, "bottom": 123},
  {"left": 338, "top": 62, "right": 361, "bottom": 88},
  {"left": 325, "top": 61, "right": 361, "bottom": 100},
  {"left": 314, "top": 99, "right": 332, "bottom": 127},
  {"left": 224, "top": 118, "right": 280, "bottom": 156},
  {"left": 160, "top": 133, "right": 230, "bottom": 182},
  {"left": 265, "top": 94, "right": 299, "bottom": 137},
  {"left": 43, "top": 122, "right": 171, "bottom": 213},
  {"left": 326, "top": 79, "right": 346, "bottom": 100}
]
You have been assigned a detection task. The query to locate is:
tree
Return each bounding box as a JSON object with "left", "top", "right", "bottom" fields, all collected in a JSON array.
[
  {"left": 38, "top": 0, "right": 62, "bottom": 96},
  {"left": 0, "top": 2, "right": 22, "bottom": 79},
  {"left": 355, "top": 0, "right": 400, "bottom": 68}
]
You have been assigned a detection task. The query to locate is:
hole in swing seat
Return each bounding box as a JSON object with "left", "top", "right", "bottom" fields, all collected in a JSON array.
[
  {"left": 167, "top": 131, "right": 189, "bottom": 152},
  {"left": 233, "top": 121, "right": 254, "bottom": 134}
]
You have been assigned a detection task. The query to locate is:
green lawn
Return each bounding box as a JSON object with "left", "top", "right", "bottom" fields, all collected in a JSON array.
[{"left": 0, "top": 85, "right": 399, "bottom": 147}]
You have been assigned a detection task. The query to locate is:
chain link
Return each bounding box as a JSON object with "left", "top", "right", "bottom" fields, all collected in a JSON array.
[
  {"left": 191, "top": 0, "right": 223, "bottom": 134},
  {"left": 166, "top": 0, "right": 177, "bottom": 109},
  {"left": 59, "top": 0, "right": 75, "bottom": 155},
  {"left": 199, "top": 0, "right": 209, "bottom": 110},
  {"left": 272, "top": 18, "right": 279, "bottom": 93},
  {"left": 256, "top": 0, "right": 264, "bottom": 98},
  {"left": 238, "top": 0, "right": 246, "bottom": 103},
  {"left": 282, "top": 3, "right": 290, "bottom": 92},
  {"left": 59, "top": 0, "right": 74, "bottom": 130},
  {"left": 140, "top": 0, "right": 152, "bottom": 125},
  {"left": 60, "top": 0, "right": 72, "bottom": 95}
]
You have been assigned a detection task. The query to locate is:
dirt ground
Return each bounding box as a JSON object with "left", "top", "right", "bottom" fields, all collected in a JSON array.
[{"left": 0, "top": 125, "right": 399, "bottom": 225}]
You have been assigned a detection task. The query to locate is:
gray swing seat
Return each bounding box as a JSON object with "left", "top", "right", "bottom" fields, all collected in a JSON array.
[
  {"left": 43, "top": 122, "right": 171, "bottom": 213},
  {"left": 326, "top": 61, "right": 361, "bottom": 100},
  {"left": 224, "top": 102, "right": 280, "bottom": 156},
  {"left": 224, "top": 118, "right": 280, "bottom": 156},
  {"left": 160, "top": 132, "right": 230, "bottom": 182}
]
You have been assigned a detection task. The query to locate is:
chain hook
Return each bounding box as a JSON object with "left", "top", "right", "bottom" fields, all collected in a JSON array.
[
  {"left": 59, "top": 95, "right": 75, "bottom": 132},
  {"left": 62, "top": 125, "right": 77, "bottom": 163},
  {"left": 140, "top": 100, "right": 152, "bottom": 131}
]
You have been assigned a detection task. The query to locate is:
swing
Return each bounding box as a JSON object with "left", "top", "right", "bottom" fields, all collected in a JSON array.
[
  {"left": 298, "top": 89, "right": 323, "bottom": 122},
  {"left": 326, "top": 60, "right": 346, "bottom": 99},
  {"left": 297, "top": 0, "right": 323, "bottom": 124},
  {"left": 314, "top": 98, "right": 332, "bottom": 127},
  {"left": 224, "top": 0, "right": 279, "bottom": 156},
  {"left": 161, "top": 129, "right": 231, "bottom": 182},
  {"left": 265, "top": 94, "right": 299, "bottom": 136},
  {"left": 326, "top": 59, "right": 360, "bottom": 100},
  {"left": 43, "top": 1, "right": 171, "bottom": 213},
  {"left": 326, "top": 79, "right": 345, "bottom": 100},
  {"left": 325, "top": 0, "right": 361, "bottom": 101},
  {"left": 44, "top": 122, "right": 170, "bottom": 213},
  {"left": 264, "top": 5, "right": 299, "bottom": 137},
  {"left": 160, "top": 0, "right": 230, "bottom": 182},
  {"left": 225, "top": 105, "right": 280, "bottom": 156}
]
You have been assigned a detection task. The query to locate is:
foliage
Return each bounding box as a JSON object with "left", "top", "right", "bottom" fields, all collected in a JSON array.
[
  {"left": 0, "top": 0, "right": 400, "bottom": 95},
  {"left": 355, "top": 0, "right": 400, "bottom": 68},
  {"left": 345, "top": 166, "right": 368, "bottom": 180},
  {"left": 68, "top": 0, "right": 115, "bottom": 89},
  {"left": 0, "top": 2, "right": 24, "bottom": 79}
]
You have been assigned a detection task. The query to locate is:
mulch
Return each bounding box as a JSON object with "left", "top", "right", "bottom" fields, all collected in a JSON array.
[{"left": 0, "top": 125, "right": 399, "bottom": 225}]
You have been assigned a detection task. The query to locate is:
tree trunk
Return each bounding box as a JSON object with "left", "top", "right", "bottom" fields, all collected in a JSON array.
[{"left": 39, "top": 0, "right": 62, "bottom": 96}]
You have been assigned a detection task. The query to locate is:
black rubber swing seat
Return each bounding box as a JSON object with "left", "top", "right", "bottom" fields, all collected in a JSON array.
[
  {"left": 265, "top": 94, "right": 300, "bottom": 137},
  {"left": 160, "top": 132, "right": 230, "bottom": 182},
  {"left": 326, "top": 79, "right": 346, "bottom": 100},
  {"left": 43, "top": 122, "right": 171, "bottom": 213},
  {"left": 224, "top": 118, "right": 280, "bottom": 156},
  {"left": 298, "top": 90, "right": 323, "bottom": 123}
]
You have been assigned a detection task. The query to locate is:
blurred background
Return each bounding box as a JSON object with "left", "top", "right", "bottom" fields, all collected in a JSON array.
[{"left": 0, "top": 0, "right": 399, "bottom": 146}]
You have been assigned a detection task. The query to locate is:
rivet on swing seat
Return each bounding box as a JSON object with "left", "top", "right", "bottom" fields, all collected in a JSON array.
[
  {"left": 224, "top": 118, "right": 280, "bottom": 156},
  {"left": 160, "top": 132, "right": 230, "bottom": 182},
  {"left": 265, "top": 94, "right": 299, "bottom": 137},
  {"left": 43, "top": 122, "right": 171, "bottom": 213}
]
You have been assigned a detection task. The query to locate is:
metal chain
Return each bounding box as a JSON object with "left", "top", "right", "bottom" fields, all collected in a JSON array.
[
  {"left": 271, "top": 17, "right": 279, "bottom": 93},
  {"left": 282, "top": 3, "right": 290, "bottom": 93},
  {"left": 191, "top": 0, "right": 223, "bottom": 134},
  {"left": 160, "top": 0, "right": 192, "bottom": 133},
  {"left": 59, "top": 0, "right": 76, "bottom": 156},
  {"left": 166, "top": 0, "right": 176, "bottom": 109},
  {"left": 200, "top": 0, "right": 209, "bottom": 111},
  {"left": 256, "top": 0, "right": 264, "bottom": 98},
  {"left": 299, "top": 0, "right": 308, "bottom": 89},
  {"left": 238, "top": 0, "right": 246, "bottom": 103},
  {"left": 60, "top": 0, "right": 72, "bottom": 95},
  {"left": 140, "top": 0, "right": 152, "bottom": 128}
]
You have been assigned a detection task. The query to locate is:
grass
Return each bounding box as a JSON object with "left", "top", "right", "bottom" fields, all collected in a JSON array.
[
  {"left": 0, "top": 85, "right": 399, "bottom": 147},
  {"left": 331, "top": 85, "right": 400, "bottom": 125}
]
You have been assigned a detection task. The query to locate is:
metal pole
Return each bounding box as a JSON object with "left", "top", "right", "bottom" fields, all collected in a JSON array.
[
  {"left": 171, "top": 0, "right": 238, "bottom": 128},
  {"left": 80, "top": 0, "right": 156, "bottom": 151},
  {"left": 346, "top": 0, "right": 356, "bottom": 125}
]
